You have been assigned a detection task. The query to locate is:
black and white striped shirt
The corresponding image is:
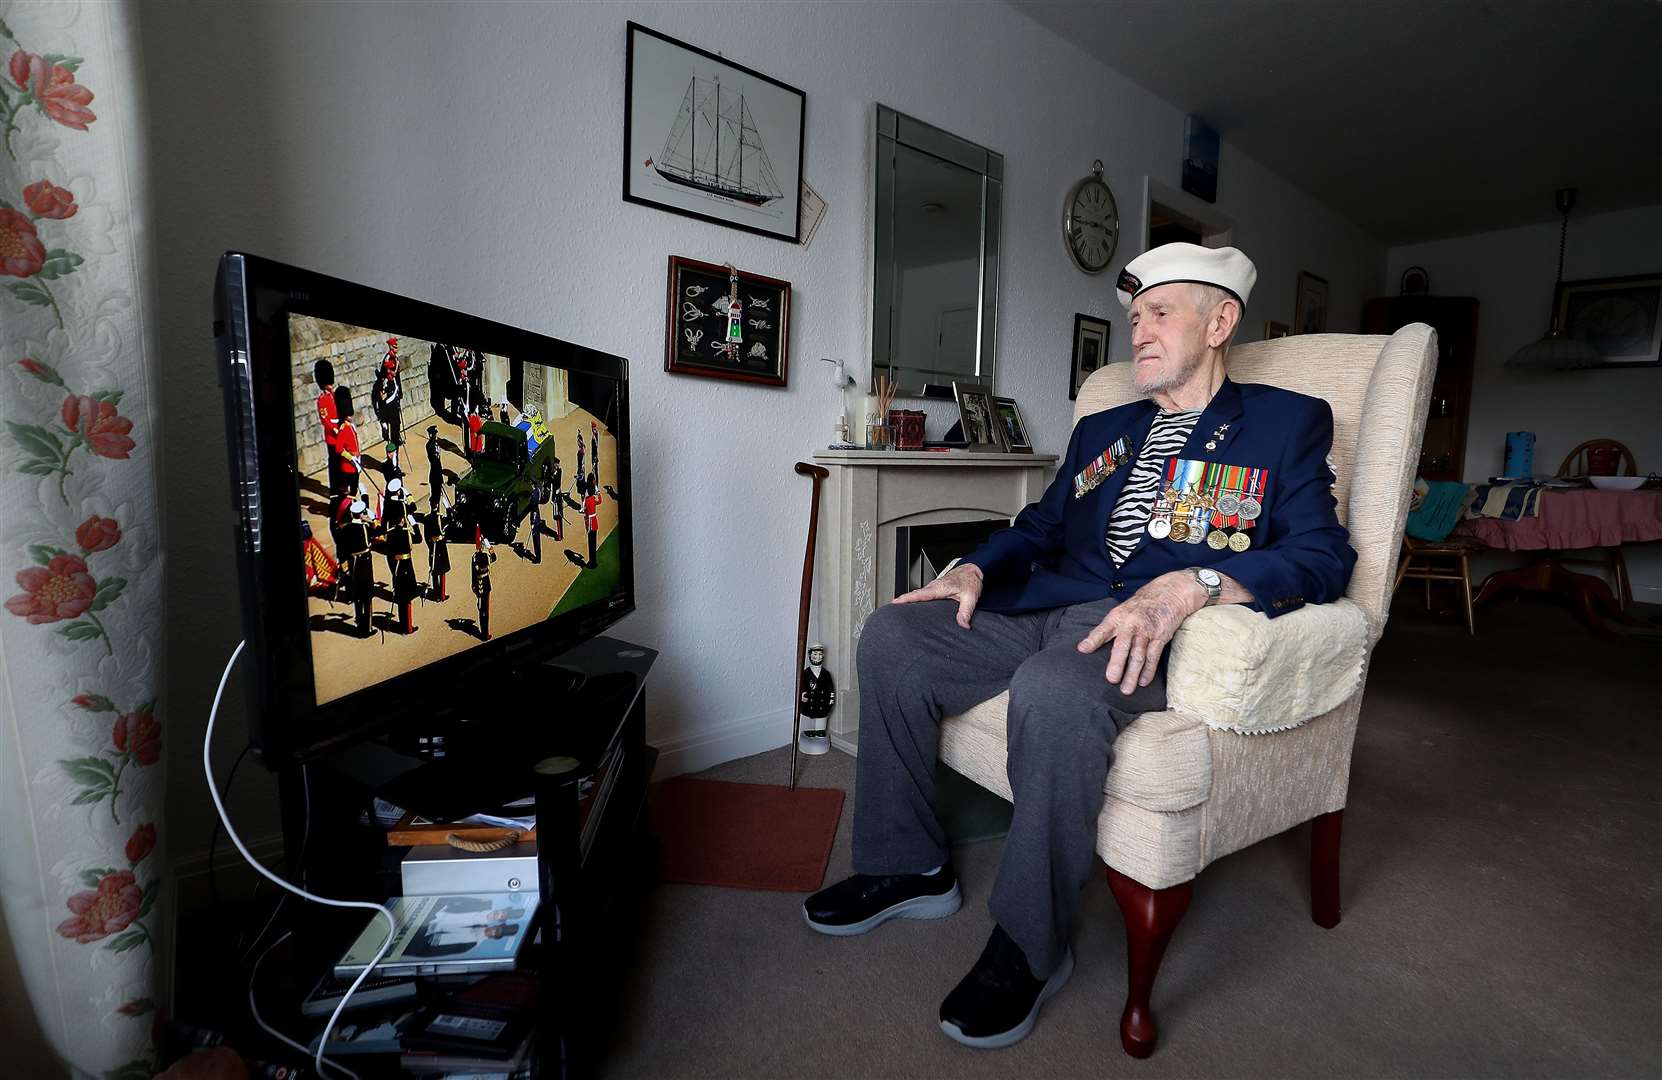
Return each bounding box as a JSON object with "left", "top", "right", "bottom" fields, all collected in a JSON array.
[{"left": 1104, "top": 410, "right": 1199, "bottom": 566}]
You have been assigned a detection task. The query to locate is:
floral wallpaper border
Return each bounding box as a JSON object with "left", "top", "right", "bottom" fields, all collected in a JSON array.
[{"left": 0, "top": 3, "right": 167, "bottom": 1077}]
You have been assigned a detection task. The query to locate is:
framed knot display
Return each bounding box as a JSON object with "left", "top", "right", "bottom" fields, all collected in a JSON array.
[{"left": 664, "top": 255, "right": 791, "bottom": 387}]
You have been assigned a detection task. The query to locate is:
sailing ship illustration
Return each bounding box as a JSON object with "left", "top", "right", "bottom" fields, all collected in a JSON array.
[{"left": 654, "top": 76, "right": 784, "bottom": 206}]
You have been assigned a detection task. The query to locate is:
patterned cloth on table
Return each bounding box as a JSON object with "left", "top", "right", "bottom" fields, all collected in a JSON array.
[{"left": 1466, "top": 481, "right": 1546, "bottom": 521}]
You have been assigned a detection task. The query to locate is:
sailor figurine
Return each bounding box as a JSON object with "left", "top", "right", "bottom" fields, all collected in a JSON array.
[
  {"left": 798, "top": 643, "right": 836, "bottom": 755},
  {"left": 472, "top": 537, "right": 496, "bottom": 640}
]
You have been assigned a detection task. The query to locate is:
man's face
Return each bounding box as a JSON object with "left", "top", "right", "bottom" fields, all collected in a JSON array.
[
  {"left": 1128, "top": 284, "right": 1211, "bottom": 394},
  {"left": 809, "top": 647, "right": 824, "bottom": 665}
]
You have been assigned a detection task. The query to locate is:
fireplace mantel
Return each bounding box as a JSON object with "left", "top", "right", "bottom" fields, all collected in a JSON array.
[{"left": 810, "top": 450, "right": 1057, "bottom": 754}]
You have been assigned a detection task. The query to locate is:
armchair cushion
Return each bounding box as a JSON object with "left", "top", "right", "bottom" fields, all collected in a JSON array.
[{"left": 1166, "top": 598, "right": 1369, "bottom": 735}]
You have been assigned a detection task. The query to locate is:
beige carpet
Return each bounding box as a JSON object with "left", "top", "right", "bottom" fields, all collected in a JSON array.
[{"left": 600, "top": 595, "right": 1662, "bottom": 1078}]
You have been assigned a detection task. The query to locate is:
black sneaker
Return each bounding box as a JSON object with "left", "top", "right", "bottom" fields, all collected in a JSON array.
[
  {"left": 938, "top": 924, "right": 1073, "bottom": 1049},
  {"left": 802, "top": 865, "right": 961, "bottom": 936}
]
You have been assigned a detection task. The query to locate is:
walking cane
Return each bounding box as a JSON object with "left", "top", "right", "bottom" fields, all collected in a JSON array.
[{"left": 790, "top": 462, "right": 830, "bottom": 789}]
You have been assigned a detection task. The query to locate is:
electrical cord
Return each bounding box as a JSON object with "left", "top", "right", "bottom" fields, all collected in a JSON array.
[
  {"left": 236, "top": 763, "right": 311, "bottom": 965},
  {"left": 206, "top": 641, "right": 394, "bottom": 1080},
  {"left": 249, "top": 930, "right": 358, "bottom": 1080},
  {"left": 206, "top": 742, "right": 253, "bottom": 917}
]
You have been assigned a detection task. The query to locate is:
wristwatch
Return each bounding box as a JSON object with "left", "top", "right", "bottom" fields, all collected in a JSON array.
[{"left": 1189, "top": 566, "right": 1222, "bottom": 605}]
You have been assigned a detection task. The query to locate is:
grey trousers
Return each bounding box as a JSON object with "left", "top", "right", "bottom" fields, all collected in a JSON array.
[{"left": 851, "top": 597, "right": 1167, "bottom": 979}]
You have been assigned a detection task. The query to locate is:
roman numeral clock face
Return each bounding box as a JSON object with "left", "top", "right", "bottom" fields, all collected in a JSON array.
[{"left": 1064, "top": 168, "right": 1120, "bottom": 274}]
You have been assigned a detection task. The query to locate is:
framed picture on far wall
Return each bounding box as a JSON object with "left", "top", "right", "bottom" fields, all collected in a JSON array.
[
  {"left": 1263, "top": 320, "right": 1292, "bottom": 340},
  {"left": 951, "top": 381, "right": 1005, "bottom": 452},
  {"left": 624, "top": 22, "right": 806, "bottom": 243},
  {"left": 1553, "top": 273, "right": 1662, "bottom": 367},
  {"left": 991, "top": 396, "right": 1032, "bottom": 453},
  {"left": 1070, "top": 313, "right": 1111, "bottom": 400},
  {"left": 1294, "top": 271, "right": 1329, "bottom": 334},
  {"left": 663, "top": 255, "right": 791, "bottom": 387}
]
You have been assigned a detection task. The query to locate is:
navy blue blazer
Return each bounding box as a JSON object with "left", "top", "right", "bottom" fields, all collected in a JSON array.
[{"left": 961, "top": 378, "right": 1356, "bottom": 618}]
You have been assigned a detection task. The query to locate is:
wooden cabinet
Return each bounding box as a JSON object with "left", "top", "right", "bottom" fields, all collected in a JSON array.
[{"left": 1363, "top": 297, "right": 1478, "bottom": 481}]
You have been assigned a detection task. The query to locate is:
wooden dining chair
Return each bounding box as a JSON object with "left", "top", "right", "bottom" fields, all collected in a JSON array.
[
  {"left": 1554, "top": 438, "right": 1634, "bottom": 606},
  {"left": 1393, "top": 535, "right": 1480, "bottom": 634},
  {"left": 1557, "top": 438, "right": 1637, "bottom": 478}
]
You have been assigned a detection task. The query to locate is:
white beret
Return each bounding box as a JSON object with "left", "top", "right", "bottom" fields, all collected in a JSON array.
[
  {"left": 1116, "top": 243, "right": 1257, "bottom": 310},
  {"left": 386, "top": 477, "right": 403, "bottom": 494}
]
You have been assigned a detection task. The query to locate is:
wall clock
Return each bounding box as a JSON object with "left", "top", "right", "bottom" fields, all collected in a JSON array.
[{"left": 1063, "top": 159, "right": 1119, "bottom": 274}]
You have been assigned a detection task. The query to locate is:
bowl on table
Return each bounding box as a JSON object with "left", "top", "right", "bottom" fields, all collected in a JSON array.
[{"left": 1588, "top": 475, "right": 1646, "bottom": 491}]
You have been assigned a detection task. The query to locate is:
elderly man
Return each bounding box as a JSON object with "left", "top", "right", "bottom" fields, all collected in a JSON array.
[{"left": 803, "top": 244, "right": 1356, "bottom": 1049}]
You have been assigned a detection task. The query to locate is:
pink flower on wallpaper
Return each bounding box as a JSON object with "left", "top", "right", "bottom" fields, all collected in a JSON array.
[
  {"left": 125, "top": 825, "right": 156, "bottom": 865},
  {"left": 5, "top": 553, "right": 95, "bottom": 624},
  {"left": 112, "top": 712, "right": 160, "bottom": 767},
  {"left": 0, "top": 207, "right": 46, "bottom": 278},
  {"left": 23, "top": 179, "right": 78, "bottom": 220},
  {"left": 55, "top": 870, "right": 141, "bottom": 943},
  {"left": 75, "top": 516, "right": 121, "bottom": 554},
  {"left": 10, "top": 51, "right": 96, "bottom": 131},
  {"left": 19, "top": 358, "right": 45, "bottom": 376},
  {"left": 61, "top": 394, "right": 136, "bottom": 459}
]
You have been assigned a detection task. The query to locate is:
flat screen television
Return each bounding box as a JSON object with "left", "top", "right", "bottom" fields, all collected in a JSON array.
[{"left": 215, "top": 253, "right": 634, "bottom": 765}]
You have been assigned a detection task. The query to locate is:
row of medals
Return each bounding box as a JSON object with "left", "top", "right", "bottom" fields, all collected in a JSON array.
[{"left": 1148, "top": 485, "right": 1261, "bottom": 551}]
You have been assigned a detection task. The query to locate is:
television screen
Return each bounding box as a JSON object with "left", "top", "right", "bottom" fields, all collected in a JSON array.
[
  {"left": 217, "top": 254, "right": 633, "bottom": 762},
  {"left": 290, "top": 314, "right": 623, "bottom": 705}
]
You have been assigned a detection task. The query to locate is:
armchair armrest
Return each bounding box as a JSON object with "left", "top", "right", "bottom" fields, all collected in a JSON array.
[{"left": 1165, "top": 599, "right": 1369, "bottom": 734}]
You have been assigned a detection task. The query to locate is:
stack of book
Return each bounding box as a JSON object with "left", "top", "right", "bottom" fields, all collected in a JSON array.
[{"left": 305, "top": 892, "right": 543, "bottom": 1076}]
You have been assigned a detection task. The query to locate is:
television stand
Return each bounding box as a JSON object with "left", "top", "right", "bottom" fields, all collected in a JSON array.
[{"left": 277, "top": 635, "right": 658, "bottom": 1079}]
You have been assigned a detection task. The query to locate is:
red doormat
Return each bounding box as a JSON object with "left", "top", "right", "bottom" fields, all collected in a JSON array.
[{"left": 649, "top": 777, "right": 845, "bottom": 893}]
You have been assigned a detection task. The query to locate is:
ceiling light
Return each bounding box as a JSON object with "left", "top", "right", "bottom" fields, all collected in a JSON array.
[{"left": 1506, "top": 187, "right": 1601, "bottom": 370}]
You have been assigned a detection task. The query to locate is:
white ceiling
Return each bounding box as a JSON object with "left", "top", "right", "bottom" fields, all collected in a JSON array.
[{"left": 1008, "top": 0, "right": 1662, "bottom": 245}]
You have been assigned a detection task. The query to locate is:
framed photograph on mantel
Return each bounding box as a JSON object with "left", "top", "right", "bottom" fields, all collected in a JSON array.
[
  {"left": 991, "top": 396, "right": 1032, "bottom": 453},
  {"left": 1554, "top": 273, "right": 1662, "bottom": 367},
  {"left": 664, "top": 256, "right": 791, "bottom": 387},
  {"left": 1070, "top": 313, "right": 1111, "bottom": 400},
  {"left": 624, "top": 22, "right": 806, "bottom": 243},
  {"left": 952, "top": 381, "right": 1005, "bottom": 452}
]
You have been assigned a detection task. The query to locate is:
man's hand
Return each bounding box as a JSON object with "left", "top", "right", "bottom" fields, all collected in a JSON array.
[
  {"left": 1077, "top": 572, "right": 1208, "bottom": 695},
  {"left": 893, "top": 562, "right": 984, "bottom": 629}
]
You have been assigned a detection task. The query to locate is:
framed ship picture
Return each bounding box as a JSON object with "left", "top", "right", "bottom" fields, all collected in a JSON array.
[
  {"left": 663, "top": 255, "right": 791, "bottom": 387},
  {"left": 625, "top": 22, "right": 806, "bottom": 242}
]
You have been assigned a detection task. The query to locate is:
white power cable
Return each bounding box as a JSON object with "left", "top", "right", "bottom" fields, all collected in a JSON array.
[{"left": 205, "top": 640, "right": 396, "bottom": 1080}]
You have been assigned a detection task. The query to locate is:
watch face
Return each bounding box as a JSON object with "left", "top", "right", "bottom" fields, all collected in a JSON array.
[
  {"left": 1198, "top": 568, "right": 1221, "bottom": 587},
  {"left": 1064, "top": 178, "right": 1119, "bottom": 273}
]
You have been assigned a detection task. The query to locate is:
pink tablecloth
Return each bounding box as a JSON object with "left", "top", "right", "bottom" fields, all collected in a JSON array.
[{"left": 1453, "top": 488, "right": 1662, "bottom": 551}]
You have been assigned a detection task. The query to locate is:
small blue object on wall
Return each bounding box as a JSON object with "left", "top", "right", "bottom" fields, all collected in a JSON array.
[{"left": 1182, "top": 115, "right": 1219, "bottom": 204}]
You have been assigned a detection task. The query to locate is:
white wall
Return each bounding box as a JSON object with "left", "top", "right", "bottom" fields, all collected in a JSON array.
[
  {"left": 139, "top": 0, "right": 1384, "bottom": 864},
  {"left": 1386, "top": 205, "right": 1662, "bottom": 600}
]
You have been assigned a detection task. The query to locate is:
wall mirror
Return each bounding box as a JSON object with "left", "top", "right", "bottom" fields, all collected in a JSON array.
[{"left": 872, "top": 105, "right": 1003, "bottom": 396}]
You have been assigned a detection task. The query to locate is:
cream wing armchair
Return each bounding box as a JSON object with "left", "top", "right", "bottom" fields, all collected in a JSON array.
[{"left": 938, "top": 324, "right": 1437, "bottom": 1057}]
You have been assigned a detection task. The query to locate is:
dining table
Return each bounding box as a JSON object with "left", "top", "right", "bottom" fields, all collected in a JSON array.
[{"left": 1453, "top": 484, "right": 1662, "bottom": 632}]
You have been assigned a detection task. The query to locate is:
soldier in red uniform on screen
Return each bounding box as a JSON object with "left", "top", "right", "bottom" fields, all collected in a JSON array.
[
  {"left": 334, "top": 385, "right": 362, "bottom": 497},
  {"left": 466, "top": 405, "right": 485, "bottom": 459},
  {"left": 314, "top": 360, "right": 340, "bottom": 493},
  {"left": 583, "top": 489, "right": 601, "bottom": 568}
]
